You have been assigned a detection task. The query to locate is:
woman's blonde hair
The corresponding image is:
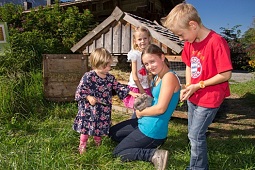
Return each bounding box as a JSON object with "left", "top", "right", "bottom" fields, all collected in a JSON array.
[
  {"left": 132, "top": 26, "right": 152, "bottom": 50},
  {"left": 161, "top": 3, "right": 201, "bottom": 33},
  {"left": 89, "top": 48, "right": 112, "bottom": 69}
]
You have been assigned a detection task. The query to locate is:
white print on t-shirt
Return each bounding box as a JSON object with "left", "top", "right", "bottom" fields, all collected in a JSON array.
[{"left": 191, "top": 56, "right": 202, "bottom": 78}]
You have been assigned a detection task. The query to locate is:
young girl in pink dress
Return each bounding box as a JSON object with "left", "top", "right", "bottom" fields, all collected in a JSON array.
[{"left": 123, "top": 26, "right": 153, "bottom": 118}]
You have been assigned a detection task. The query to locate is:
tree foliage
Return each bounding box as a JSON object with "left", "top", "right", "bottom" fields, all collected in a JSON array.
[
  {"left": 242, "top": 19, "right": 255, "bottom": 59},
  {"left": 220, "top": 22, "right": 255, "bottom": 71},
  {"left": 0, "top": 2, "right": 94, "bottom": 75},
  {"left": 241, "top": 18, "right": 255, "bottom": 71},
  {"left": 220, "top": 25, "right": 247, "bottom": 70}
]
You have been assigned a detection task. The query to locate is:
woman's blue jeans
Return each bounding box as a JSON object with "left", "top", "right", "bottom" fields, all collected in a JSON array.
[
  {"left": 109, "top": 118, "right": 166, "bottom": 162},
  {"left": 186, "top": 100, "right": 219, "bottom": 170}
]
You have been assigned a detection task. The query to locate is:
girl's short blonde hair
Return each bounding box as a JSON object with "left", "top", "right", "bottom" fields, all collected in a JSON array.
[
  {"left": 161, "top": 3, "right": 201, "bottom": 33},
  {"left": 132, "top": 26, "right": 152, "bottom": 50},
  {"left": 89, "top": 48, "right": 112, "bottom": 69}
]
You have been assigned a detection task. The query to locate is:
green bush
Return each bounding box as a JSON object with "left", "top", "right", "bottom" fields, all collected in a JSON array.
[{"left": 0, "top": 3, "right": 94, "bottom": 75}]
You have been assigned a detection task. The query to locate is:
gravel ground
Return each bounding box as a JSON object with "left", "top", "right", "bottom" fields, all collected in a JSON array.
[
  {"left": 230, "top": 70, "right": 255, "bottom": 83},
  {"left": 175, "top": 70, "right": 254, "bottom": 84}
]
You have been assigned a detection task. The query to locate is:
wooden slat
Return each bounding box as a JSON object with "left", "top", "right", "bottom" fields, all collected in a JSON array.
[
  {"left": 121, "top": 22, "right": 131, "bottom": 53},
  {"left": 71, "top": 15, "right": 115, "bottom": 52},
  {"left": 113, "top": 22, "right": 121, "bottom": 53},
  {"left": 95, "top": 34, "right": 103, "bottom": 48},
  {"left": 165, "top": 55, "right": 182, "bottom": 62},
  {"left": 104, "top": 27, "right": 113, "bottom": 53}
]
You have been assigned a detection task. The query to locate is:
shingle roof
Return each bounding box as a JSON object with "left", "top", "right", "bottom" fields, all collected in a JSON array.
[{"left": 127, "top": 12, "right": 184, "bottom": 47}]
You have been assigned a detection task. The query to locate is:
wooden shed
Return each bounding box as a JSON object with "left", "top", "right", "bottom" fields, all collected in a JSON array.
[
  {"left": 43, "top": 6, "right": 184, "bottom": 102},
  {"left": 71, "top": 6, "right": 183, "bottom": 57}
]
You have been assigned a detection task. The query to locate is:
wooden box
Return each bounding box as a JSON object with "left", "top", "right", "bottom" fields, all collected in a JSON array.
[{"left": 43, "top": 54, "right": 88, "bottom": 102}]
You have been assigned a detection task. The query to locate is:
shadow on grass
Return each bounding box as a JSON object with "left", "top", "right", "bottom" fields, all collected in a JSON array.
[
  {"left": 163, "top": 116, "right": 255, "bottom": 169},
  {"left": 171, "top": 91, "right": 255, "bottom": 139},
  {"left": 209, "top": 92, "right": 255, "bottom": 138}
]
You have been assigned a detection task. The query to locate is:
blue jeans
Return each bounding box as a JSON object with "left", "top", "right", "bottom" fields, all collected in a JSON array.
[
  {"left": 109, "top": 118, "right": 166, "bottom": 162},
  {"left": 186, "top": 101, "right": 219, "bottom": 170}
]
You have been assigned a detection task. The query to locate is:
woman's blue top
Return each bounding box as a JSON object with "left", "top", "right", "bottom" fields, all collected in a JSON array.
[{"left": 138, "top": 71, "right": 180, "bottom": 139}]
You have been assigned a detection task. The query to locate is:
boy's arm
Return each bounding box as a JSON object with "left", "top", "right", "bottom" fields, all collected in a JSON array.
[
  {"left": 202, "top": 70, "right": 232, "bottom": 87},
  {"left": 180, "top": 66, "right": 191, "bottom": 101},
  {"left": 180, "top": 70, "right": 232, "bottom": 101},
  {"left": 185, "top": 66, "right": 191, "bottom": 86}
]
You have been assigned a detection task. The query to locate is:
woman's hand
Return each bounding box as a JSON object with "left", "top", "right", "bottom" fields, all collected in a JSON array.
[{"left": 136, "top": 110, "right": 142, "bottom": 118}]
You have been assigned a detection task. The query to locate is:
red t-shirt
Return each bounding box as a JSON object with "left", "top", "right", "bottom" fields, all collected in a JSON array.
[{"left": 182, "top": 31, "right": 233, "bottom": 108}]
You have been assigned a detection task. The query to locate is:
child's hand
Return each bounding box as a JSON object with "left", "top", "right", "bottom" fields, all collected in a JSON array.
[
  {"left": 180, "top": 89, "right": 189, "bottom": 102},
  {"left": 180, "top": 84, "right": 200, "bottom": 101},
  {"left": 140, "top": 89, "right": 146, "bottom": 94},
  {"left": 87, "top": 95, "right": 97, "bottom": 105},
  {"left": 129, "top": 91, "right": 141, "bottom": 98}
]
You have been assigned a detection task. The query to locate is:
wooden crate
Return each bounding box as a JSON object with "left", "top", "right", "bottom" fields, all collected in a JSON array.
[{"left": 43, "top": 54, "right": 88, "bottom": 102}]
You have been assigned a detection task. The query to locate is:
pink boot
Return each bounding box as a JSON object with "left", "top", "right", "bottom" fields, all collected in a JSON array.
[
  {"left": 79, "top": 134, "right": 88, "bottom": 154},
  {"left": 79, "top": 144, "right": 86, "bottom": 154},
  {"left": 93, "top": 136, "right": 101, "bottom": 147}
]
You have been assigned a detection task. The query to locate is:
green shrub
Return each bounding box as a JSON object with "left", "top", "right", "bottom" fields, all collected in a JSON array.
[{"left": 0, "top": 3, "right": 94, "bottom": 75}]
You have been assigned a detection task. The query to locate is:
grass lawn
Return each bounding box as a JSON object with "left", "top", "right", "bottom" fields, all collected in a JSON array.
[{"left": 0, "top": 70, "right": 255, "bottom": 169}]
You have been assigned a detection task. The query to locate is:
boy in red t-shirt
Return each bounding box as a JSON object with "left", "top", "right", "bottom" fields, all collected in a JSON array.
[{"left": 161, "top": 3, "right": 233, "bottom": 170}]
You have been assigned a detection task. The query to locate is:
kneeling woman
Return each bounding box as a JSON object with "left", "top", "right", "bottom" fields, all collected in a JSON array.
[{"left": 109, "top": 44, "right": 181, "bottom": 170}]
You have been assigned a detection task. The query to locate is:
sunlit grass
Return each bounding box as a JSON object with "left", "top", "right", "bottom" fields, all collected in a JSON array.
[{"left": 0, "top": 71, "right": 255, "bottom": 169}]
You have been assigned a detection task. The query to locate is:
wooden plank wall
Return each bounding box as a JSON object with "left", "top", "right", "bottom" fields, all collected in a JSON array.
[
  {"left": 43, "top": 54, "right": 88, "bottom": 102},
  {"left": 83, "top": 20, "right": 174, "bottom": 55},
  {"left": 85, "top": 21, "right": 133, "bottom": 54}
]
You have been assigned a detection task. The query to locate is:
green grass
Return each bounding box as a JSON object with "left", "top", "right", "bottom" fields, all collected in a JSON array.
[
  {"left": 0, "top": 72, "right": 255, "bottom": 169},
  {"left": 230, "top": 78, "right": 255, "bottom": 106},
  {"left": 1, "top": 111, "right": 254, "bottom": 170}
]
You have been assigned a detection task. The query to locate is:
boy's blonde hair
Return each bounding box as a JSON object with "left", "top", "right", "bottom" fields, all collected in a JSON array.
[
  {"left": 132, "top": 26, "right": 152, "bottom": 50},
  {"left": 161, "top": 3, "right": 202, "bottom": 33},
  {"left": 89, "top": 48, "right": 112, "bottom": 69}
]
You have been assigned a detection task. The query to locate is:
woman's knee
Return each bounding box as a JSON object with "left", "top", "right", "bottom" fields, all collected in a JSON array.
[{"left": 113, "top": 145, "right": 123, "bottom": 157}]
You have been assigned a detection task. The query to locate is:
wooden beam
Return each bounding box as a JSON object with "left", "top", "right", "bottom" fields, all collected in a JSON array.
[
  {"left": 165, "top": 55, "right": 182, "bottom": 62},
  {"left": 71, "top": 15, "right": 115, "bottom": 52}
]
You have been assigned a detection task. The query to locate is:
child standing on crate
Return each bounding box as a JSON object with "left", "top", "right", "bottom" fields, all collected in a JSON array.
[
  {"left": 123, "top": 26, "right": 153, "bottom": 118},
  {"left": 73, "top": 47, "right": 139, "bottom": 154}
]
